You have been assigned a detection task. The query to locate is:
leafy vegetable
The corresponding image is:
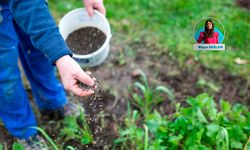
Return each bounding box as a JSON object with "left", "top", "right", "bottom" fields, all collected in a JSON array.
[{"left": 116, "top": 78, "right": 250, "bottom": 150}]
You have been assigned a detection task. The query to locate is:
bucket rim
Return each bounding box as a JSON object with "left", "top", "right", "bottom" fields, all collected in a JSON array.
[{"left": 59, "top": 8, "right": 112, "bottom": 59}]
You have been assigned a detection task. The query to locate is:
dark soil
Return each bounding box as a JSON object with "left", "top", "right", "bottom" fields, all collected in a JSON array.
[
  {"left": 68, "top": 39, "right": 249, "bottom": 149},
  {"left": 86, "top": 40, "right": 249, "bottom": 107},
  {"left": 0, "top": 126, "right": 13, "bottom": 150},
  {"left": 236, "top": 0, "right": 250, "bottom": 9},
  {"left": 66, "top": 27, "right": 106, "bottom": 55},
  {"left": 0, "top": 36, "right": 249, "bottom": 149}
]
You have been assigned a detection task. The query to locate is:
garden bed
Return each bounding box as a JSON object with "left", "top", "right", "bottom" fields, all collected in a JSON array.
[{"left": 0, "top": 36, "right": 249, "bottom": 149}]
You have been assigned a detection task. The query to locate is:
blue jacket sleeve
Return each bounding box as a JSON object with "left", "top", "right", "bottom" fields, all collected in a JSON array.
[{"left": 9, "top": 0, "right": 72, "bottom": 65}]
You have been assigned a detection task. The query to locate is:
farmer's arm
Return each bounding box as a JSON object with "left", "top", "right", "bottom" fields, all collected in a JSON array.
[
  {"left": 10, "top": 0, "right": 70, "bottom": 64},
  {"left": 9, "top": 0, "right": 94, "bottom": 96}
]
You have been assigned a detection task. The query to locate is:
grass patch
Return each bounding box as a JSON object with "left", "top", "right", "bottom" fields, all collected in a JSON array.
[{"left": 48, "top": 0, "right": 250, "bottom": 78}]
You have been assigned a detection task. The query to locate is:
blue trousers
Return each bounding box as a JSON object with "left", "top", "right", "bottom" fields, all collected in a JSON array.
[{"left": 0, "top": 3, "right": 67, "bottom": 139}]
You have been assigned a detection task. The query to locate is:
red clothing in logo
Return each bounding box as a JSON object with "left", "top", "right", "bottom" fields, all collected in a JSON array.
[{"left": 197, "top": 32, "right": 219, "bottom": 44}]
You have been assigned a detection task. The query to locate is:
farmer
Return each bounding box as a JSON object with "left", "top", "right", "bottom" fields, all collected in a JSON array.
[
  {"left": 197, "top": 19, "right": 219, "bottom": 44},
  {"left": 0, "top": 0, "right": 105, "bottom": 149}
]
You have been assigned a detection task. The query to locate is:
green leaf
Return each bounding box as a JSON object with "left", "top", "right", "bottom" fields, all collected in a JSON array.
[
  {"left": 206, "top": 124, "right": 220, "bottom": 138},
  {"left": 196, "top": 93, "right": 210, "bottom": 108},
  {"left": 184, "top": 133, "right": 198, "bottom": 149},
  {"left": 114, "top": 137, "right": 128, "bottom": 144},
  {"left": 216, "top": 127, "right": 229, "bottom": 150},
  {"left": 205, "top": 97, "right": 217, "bottom": 121},
  {"left": 81, "top": 131, "right": 93, "bottom": 144},
  {"left": 61, "top": 127, "right": 76, "bottom": 135},
  {"left": 196, "top": 128, "right": 204, "bottom": 144},
  {"left": 196, "top": 78, "right": 220, "bottom": 92},
  {"left": 230, "top": 140, "right": 243, "bottom": 149},
  {"left": 175, "top": 103, "right": 181, "bottom": 113},
  {"left": 146, "top": 111, "right": 166, "bottom": 134},
  {"left": 220, "top": 100, "right": 231, "bottom": 114},
  {"left": 61, "top": 115, "right": 93, "bottom": 145},
  {"left": 232, "top": 103, "right": 248, "bottom": 115},
  {"left": 63, "top": 116, "right": 78, "bottom": 129},
  {"left": 136, "top": 129, "right": 145, "bottom": 140},
  {"left": 137, "top": 69, "right": 149, "bottom": 88},
  {"left": 173, "top": 116, "right": 189, "bottom": 135},
  {"left": 143, "top": 124, "right": 149, "bottom": 150},
  {"left": 120, "top": 128, "right": 134, "bottom": 136},
  {"left": 148, "top": 139, "right": 165, "bottom": 150},
  {"left": 155, "top": 85, "right": 175, "bottom": 101},
  {"left": 29, "top": 126, "right": 58, "bottom": 150},
  {"left": 133, "top": 93, "right": 143, "bottom": 107},
  {"left": 155, "top": 126, "right": 168, "bottom": 139},
  {"left": 197, "top": 108, "right": 208, "bottom": 123},
  {"left": 12, "top": 142, "right": 25, "bottom": 150},
  {"left": 135, "top": 82, "right": 147, "bottom": 95},
  {"left": 132, "top": 110, "right": 139, "bottom": 121},
  {"left": 65, "top": 146, "right": 76, "bottom": 150},
  {"left": 134, "top": 81, "right": 152, "bottom": 104},
  {"left": 197, "top": 144, "right": 212, "bottom": 150},
  {"left": 228, "top": 125, "right": 246, "bottom": 142},
  {"left": 168, "top": 134, "right": 183, "bottom": 145},
  {"left": 0, "top": 144, "right": 2, "bottom": 150},
  {"left": 187, "top": 97, "right": 197, "bottom": 108}
]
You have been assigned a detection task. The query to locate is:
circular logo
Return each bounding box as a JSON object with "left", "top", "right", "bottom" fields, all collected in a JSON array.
[{"left": 193, "top": 17, "right": 225, "bottom": 44}]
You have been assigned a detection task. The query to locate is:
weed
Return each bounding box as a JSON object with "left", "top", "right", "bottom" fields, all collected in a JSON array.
[
  {"left": 114, "top": 102, "right": 144, "bottom": 149},
  {"left": 132, "top": 69, "right": 174, "bottom": 117},
  {"left": 65, "top": 145, "right": 76, "bottom": 150},
  {"left": 60, "top": 109, "right": 93, "bottom": 145},
  {"left": 12, "top": 143, "right": 25, "bottom": 150},
  {"left": 196, "top": 77, "right": 221, "bottom": 93},
  {"left": 30, "top": 126, "right": 58, "bottom": 150}
]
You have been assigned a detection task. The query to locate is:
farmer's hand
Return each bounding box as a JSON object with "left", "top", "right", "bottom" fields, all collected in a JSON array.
[
  {"left": 56, "top": 55, "right": 95, "bottom": 97},
  {"left": 83, "top": 0, "right": 106, "bottom": 16}
]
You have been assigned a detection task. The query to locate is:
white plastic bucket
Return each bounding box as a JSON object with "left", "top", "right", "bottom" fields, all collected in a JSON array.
[{"left": 59, "top": 8, "right": 112, "bottom": 67}]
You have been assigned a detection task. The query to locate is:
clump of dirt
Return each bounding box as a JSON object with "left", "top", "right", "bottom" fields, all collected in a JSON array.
[
  {"left": 236, "top": 0, "right": 250, "bottom": 9},
  {"left": 66, "top": 27, "right": 106, "bottom": 55}
]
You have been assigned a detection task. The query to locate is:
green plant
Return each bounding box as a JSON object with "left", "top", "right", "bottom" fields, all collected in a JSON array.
[
  {"left": 23, "top": 108, "right": 92, "bottom": 149},
  {"left": 118, "top": 50, "right": 126, "bottom": 65},
  {"left": 65, "top": 145, "right": 76, "bottom": 150},
  {"left": 30, "top": 126, "right": 58, "bottom": 150},
  {"left": 196, "top": 77, "right": 221, "bottom": 93},
  {"left": 145, "top": 111, "right": 168, "bottom": 150},
  {"left": 244, "top": 136, "right": 250, "bottom": 150},
  {"left": 29, "top": 114, "right": 92, "bottom": 150},
  {"left": 0, "top": 144, "right": 3, "bottom": 150},
  {"left": 132, "top": 69, "right": 174, "bottom": 117},
  {"left": 143, "top": 124, "right": 149, "bottom": 150},
  {"left": 60, "top": 109, "right": 93, "bottom": 145},
  {"left": 116, "top": 93, "right": 250, "bottom": 149},
  {"left": 12, "top": 143, "right": 25, "bottom": 150},
  {"left": 114, "top": 102, "right": 145, "bottom": 149},
  {"left": 154, "top": 94, "right": 250, "bottom": 150}
]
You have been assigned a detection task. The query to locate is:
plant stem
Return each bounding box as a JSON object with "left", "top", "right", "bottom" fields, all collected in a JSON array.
[
  {"left": 66, "top": 146, "right": 76, "bottom": 150},
  {"left": 29, "top": 127, "right": 59, "bottom": 150},
  {"left": 143, "top": 124, "right": 148, "bottom": 150},
  {"left": 244, "top": 136, "right": 250, "bottom": 150}
]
